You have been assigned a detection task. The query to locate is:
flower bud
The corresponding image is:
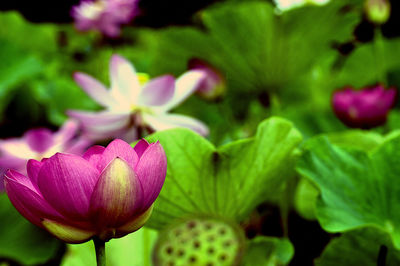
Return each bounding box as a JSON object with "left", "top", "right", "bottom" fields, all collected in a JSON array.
[
  {"left": 4, "top": 139, "right": 167, "bottom": 243},
  {"left": 188, "top": 58, "right": 226, "bottom": 101},
  {"left": 365, "top": 0, "right": 391, "bottom": 25},
  {"left": 332, "top": 85, "right": 397, "bottom": 129}
]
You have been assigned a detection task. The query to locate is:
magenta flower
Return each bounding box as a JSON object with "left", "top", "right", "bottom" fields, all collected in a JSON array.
[
  {"left": 4, "top": 139, "right": 166, "bottom": 243},
  {"left": 188, "top": 58, "right": 226, "bottom": 100},
  {"left": 68, "top": 54, "right": 209, "bottom": 142},
  {"left": 71, "top": 0, "right": 139, "bottom": 37},
  {"left": 332, "top": 85, "right": 397, "bottom": 129},
  {"left": 0, "top": 120, "right": 90, "bottom": 191}
]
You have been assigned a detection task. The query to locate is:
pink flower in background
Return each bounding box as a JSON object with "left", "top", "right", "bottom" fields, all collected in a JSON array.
[
  {"left": 332, "top": 85, "right": 397, "bottom": 129},
  {"left": 4, "top": 139, "right": 166, "bottom": 243},
  {"left": 68, "top": 54, "right": 209, "bottom": 142},
  {"left": 0, "top": 120, "right": 90, "bottom": 182},
  {"left": 188, "top": 58, "right": 226, "bottom": 100},
  {"left": 71, "top": 0, "right": 139, "bottom": 37}
]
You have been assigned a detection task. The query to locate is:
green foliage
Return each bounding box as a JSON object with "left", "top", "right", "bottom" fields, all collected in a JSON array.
[
  {"left": 0, "top": 194, "right": 62, "bottom": 265},
  {"left": 146, "top": 117, "right": 302, "bottom": 229},
  {"left": 242, "top": 236, "right": 294, "bottom": 266},
  {"left": 0, "top": 39, "right": 42, "bottom": 120},
  {"left": 336, "top": 38, "right": 400, "bottom": 88},
  {"left": 297, "top": 135, "right": 400, "bottom": 249},
  {"left": 317, "top": 228, "right": 400, "bottom": 265},
  {"left": 151, "top": 0, "right": 361, "bottom": 95}
]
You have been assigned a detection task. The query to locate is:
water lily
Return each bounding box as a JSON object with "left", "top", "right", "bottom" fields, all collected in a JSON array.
[
  {"left": 332, "top": 85, "right": 397, "bottom": 129},
  {"left": 188, "top": 58, "right": 226, "bottom": 101},
  {"left": 68, "top": 54, "right": 209, "bottom": 142},
  {"left": 4, "top": 138, "right": 166, "bottom": 244},
  {"left": 71, "top": 0, "right": 139, "bottom": 37},
  {"left": 0, "top": 120, "right": 90, "bottom": 191}
]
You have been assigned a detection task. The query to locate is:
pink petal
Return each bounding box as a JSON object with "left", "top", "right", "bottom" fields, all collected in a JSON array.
[
  {"left": 53, "top": 119, "right": 79, "bottom": 144},
  {"left": 4, "top": 170, "right": 65, "bottom": 228},
  {"left": 143, "top": 113, "right": 209, "bottom": 136},
  {"left": 67, "top": 110, "right": 131, "bottom": 141},
  {"left": 138, "top": 75, "right": 175, "bottom": 106},
  {"left": 37, "top": 153, "right": 99, "bottom": 219},
  {"left": 83, "top": 145, "right": 106, "bottom": 170},
  {"left": 89, "top": 158, "right": 143, "bottom": 228},
  {"left": 24, "top": 129, "right": 54, "bottom": 153},
  {"left": 109, "top": 55, "right": 141, "bottom": 104},
  {"left": 135, "top": 141, "right": 167, "bottom": 210},
  {"left": 133, "top": 139, "right": 150, "bottom": 158},
  {"left": 115, "top": 205, "right": 153, "bottom": 238},
  {"left": 98, "top": 139, "right": 139, "bottom": 172},
  {"left": 157, "top": 70, "right": 205, "bottom": 112},
  {"left": 64, "top": 138, "right": 92, "bottom": 156},
  {"left": 0, "top": 156, "right": 27, "bottom": 172},
  {"left": 26, "top": 159, "right": 43, "bottom": 190},
  {"left": 74, "top": 72, "right": 115, "bottom": 107}
]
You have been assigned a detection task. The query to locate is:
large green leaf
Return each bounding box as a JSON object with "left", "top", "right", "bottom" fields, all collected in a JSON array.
[
  {"left": 61, "top": 228, "right": 158, "bottom": 266},
  {"left": 0, "top": 194, "right": 63, "bottom": 265},
  {"left": 151, "top": 0, "right": 361, "bottom": 94},
  {"left": 316, "top": 228, "right": 400, "bottom": 266},
  {"left": 336, "top": 38, "right": 400, "bottom": 88},
  {"left": 0, "top": 39, "right": 42, "bottom": 120},
  {"left": 297, "top": 136, "right": 400, "bottom": 248},
  {"left": 241, "top": 237, "right": 294, "bottom": 266},
  {"left": 145, "top": 117, "right": 302, "bottom": 229}
]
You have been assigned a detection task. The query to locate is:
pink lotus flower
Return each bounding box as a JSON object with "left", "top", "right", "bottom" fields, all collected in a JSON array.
[
  {"left": 4, "top": 139, "right": 166, "bottom": 243},
  {"left": 0, "top": 120, "right": 90, "bottom": 191},
  {"left": 188, "top": 58, "right": 226, "bottom": 101},
  {"left": 332, "top": 85, "right": 397, "bottom": 129},
  {"left": 68, "top": 54, "right": 209, "bottom": 142},
  {"left": 71, "top": 0, "right": 139, "bottom": 37}
]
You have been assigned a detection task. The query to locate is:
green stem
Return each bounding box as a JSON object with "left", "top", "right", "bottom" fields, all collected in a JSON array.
[
  {"left": 93, "top": 237, "right": 106, "bottom": 266},
  {"left": 143, "top": 229, "right": 150, "bottom": 266}
]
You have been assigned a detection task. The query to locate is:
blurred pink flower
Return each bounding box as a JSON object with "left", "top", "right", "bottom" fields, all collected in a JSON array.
[
  {"left": 332, "top": 84, "right": 397, "bottom": 129},
  {"left": 4, "top": 139, "right": 166, "bottom": 243},
  {"left": 0, "top": 120, "right": 91, "bottom": 191},
  {"left": 188, "top": 58, "right": 226, "bottom": 100},
  {"left": 71, "top": 0, "right": 139, "bottom": 37},
  {"left": 68, "top": 54, "right": 209, "bottom": 142}
]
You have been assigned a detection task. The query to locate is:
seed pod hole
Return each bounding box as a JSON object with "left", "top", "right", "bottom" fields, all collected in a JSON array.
[
  {"left": 189, "top": 256, "right": 197, "bottom": 263},
  {"left": 219, "top": 254, "right": 228, "bottom": 261},
  {"left": 193, "top": 240, "right": 201, "bottom": 248},
  {"left": 187, "top": 221, "right": 197, "bottom": 229},
  {"left": 165, "top": 246, "right": 174, "bottom": 255}
]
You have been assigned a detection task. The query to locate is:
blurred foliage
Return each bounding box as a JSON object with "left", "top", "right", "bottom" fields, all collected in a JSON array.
[
  {"left": 0, "top": 194, "right": 63, "bottom": 265},
  {"left": 242, "top": 236, "right": 294, "bottom": 266}
]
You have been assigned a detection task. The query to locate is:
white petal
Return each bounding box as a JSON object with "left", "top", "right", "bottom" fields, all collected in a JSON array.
[
  {"left": 74, "top": 72, "right": 115, "bottom": 107},
  {"left": 156, "top": 70, "right": 205, "bottom": 112},
  {"left": 143, "top": 113, "right": 209, "bottom": 136},
  {"left": 109, "top": 55, "right": 141, "bottom": 106}
]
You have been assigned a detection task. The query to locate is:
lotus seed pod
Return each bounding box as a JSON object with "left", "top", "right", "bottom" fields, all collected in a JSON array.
[{"left": 153, "top": 216, "right": 245, "bottom": 266}]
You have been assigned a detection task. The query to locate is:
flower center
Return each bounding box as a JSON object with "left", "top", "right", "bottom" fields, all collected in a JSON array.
[{"left": 79, "top": 1, "right": 106, "bottom": 20}]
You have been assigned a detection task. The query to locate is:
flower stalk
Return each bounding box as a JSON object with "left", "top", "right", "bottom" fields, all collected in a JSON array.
[{"left": 93, "top": 237, "right": 106, "bottom": 266}]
